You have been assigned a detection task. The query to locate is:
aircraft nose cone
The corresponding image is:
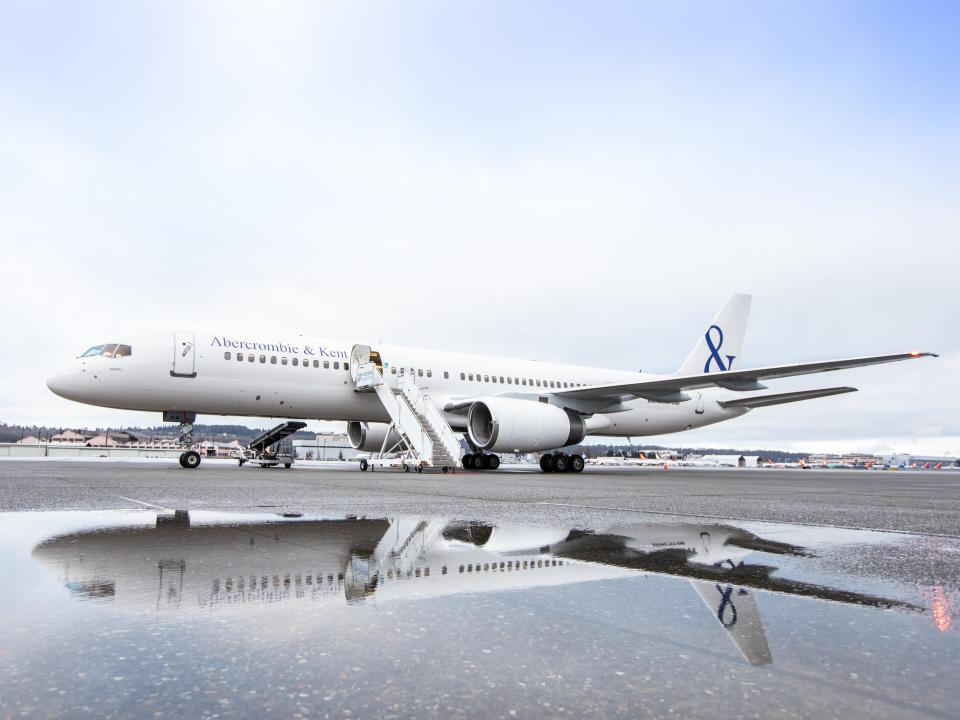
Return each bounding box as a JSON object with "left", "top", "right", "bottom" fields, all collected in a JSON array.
[{"left": 46, "top": 366, "right": 76, "bottom": 399}]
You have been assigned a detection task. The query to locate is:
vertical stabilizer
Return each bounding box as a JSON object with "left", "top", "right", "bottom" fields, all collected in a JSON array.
[
  {"left": 691, "top": 580, "right": 773, "bottom": 666},
  {"left": 678, "top": 293, "right": 752, "bottom": 375}
]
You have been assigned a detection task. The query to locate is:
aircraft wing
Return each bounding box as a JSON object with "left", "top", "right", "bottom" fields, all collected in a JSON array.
[{"left": 554, "top": 351, "right": 937, "bottom": 403}]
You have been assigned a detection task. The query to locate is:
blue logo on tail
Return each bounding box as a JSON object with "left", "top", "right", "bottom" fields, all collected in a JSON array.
[{"left": 704, "top": 325, "right": 735, "bottom": 372}]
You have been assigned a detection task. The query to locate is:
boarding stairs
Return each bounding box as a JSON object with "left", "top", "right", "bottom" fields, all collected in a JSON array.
[{"left": 352, "top": 353, "right": 461, "bottom": 471}]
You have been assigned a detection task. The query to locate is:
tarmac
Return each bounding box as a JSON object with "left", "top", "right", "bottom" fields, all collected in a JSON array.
[{"left": 1, "top": 459, "right": 958, "bottom": 718}]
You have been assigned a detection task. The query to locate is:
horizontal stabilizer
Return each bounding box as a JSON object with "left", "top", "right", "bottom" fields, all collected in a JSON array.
[
  {"left": 717, "top": 386, "right": 857, "bottom": 409},
  {"left": 556, "top": 351, "right": 936, "bottom": 403}
]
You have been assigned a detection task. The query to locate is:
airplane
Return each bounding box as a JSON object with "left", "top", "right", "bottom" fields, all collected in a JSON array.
[
  {"left": 45, "top": 293, "right": 937, "bottom": 472},
  {"left": 31, "top": 514, "right": 919, "bottom": 666}
]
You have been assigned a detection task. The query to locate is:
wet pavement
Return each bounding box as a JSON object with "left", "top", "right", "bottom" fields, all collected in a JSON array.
[{"left": 1, "top": 460, "right": 958, "bottom": 718}]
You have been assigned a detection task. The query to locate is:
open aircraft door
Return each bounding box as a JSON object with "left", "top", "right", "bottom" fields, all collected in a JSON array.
[
  {"left": 171, "top": 332, "right": 197, "bottom": 378},
  {"left": 349, "top": 344, "right": 384, "bottom": 388}
]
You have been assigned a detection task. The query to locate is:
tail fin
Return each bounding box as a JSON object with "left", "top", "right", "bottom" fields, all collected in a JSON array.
[{"left": 678, "top": 293, "right": 752, "bottom": 375}]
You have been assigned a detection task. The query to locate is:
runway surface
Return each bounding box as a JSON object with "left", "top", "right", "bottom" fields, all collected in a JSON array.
[{"left": 1, "top": 460, "right": 958, "bottom": 718}]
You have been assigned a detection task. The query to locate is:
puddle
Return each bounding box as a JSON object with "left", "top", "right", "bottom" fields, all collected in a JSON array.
[{"left": 2, "top": 511, "right": 958, "bottom": 718}]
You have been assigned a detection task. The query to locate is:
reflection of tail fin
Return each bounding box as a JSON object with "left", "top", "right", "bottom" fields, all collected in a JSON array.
[
  {"left": 678, "top": 293, "right": 752, "bottom": 375},
  {"left": 691, "top": 580, "right": 772, "bottom": 666}
]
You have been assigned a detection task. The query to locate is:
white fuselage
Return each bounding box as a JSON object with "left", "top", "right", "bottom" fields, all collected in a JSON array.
[{"left": 46, "top": 330, "right": 747, "bottom": 439}]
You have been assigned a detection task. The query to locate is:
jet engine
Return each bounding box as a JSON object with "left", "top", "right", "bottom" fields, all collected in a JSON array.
[
  {"left": 467, "top": 398, "right": 585, "bottom": 453},
  {"left": 347, "top": 421, "right": 402, "bottom": 452}
]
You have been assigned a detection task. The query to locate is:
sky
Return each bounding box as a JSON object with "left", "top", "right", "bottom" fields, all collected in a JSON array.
[{"left": 1, "top": 1, "right": 957, "bottom": 455}]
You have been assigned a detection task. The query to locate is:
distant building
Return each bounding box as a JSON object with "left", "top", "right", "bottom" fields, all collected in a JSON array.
[
  {"left": 293, "top": 433, "right": 358, "bottom": 461},
  {"left": 16, "top": 436, "right": 40, "bottom": 445},
  {"left": 87, "top": 431, "right": 140, "bottom": 447},
  {"left": 51, "top": 430, "right": 90, "bottom": 444}
]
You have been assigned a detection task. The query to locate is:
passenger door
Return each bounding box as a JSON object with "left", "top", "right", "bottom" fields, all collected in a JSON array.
[{"left": 172, "top": 332, "right": 197, "bottom": 378}]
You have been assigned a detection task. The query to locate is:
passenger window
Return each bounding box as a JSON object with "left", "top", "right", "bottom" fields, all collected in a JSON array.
[
  {"left": 492, "top": 376, "right": 497, "bottom": 383},
  {"left": 427, "top": 370, "right": 432, "bottom": 378},
  {"left": 536, "top": 380, "right": 542, "bottom": 387},
  {"left": 324, "top": 361, "right": 329, "bottom": 369},
  {"left": 344, "top": 362, "right": 349, "bottom": 371},
  {"left": 247, "top": 354, "right": 254, "bottom": 362},
  {"left": 237, "top": 353, "right": 243, "bottom": 362},
  {"left": 260, "top": 355, "right": 266, "bottom": 363},
  {"left": 114, "top": 345, "right": 132, "bottom": 357},
  {"left": 282, "top": 357, "right": 288, "bottom": 366},
  {"left": 101, "top": 344, "right": 118, "bottom": 357},
  {"left": 499, "top": 376, "right": 504, "bottom": 383},
  {"left": 550, "top": 381, "right": 555, "bottom": 388},
  {"left": 224, "top": 351, "right": 231, "bottom": 360},
  {"left": 313, "top": 360, "right": 319, "bottom": 368},
  {"left": 334, "top": 362, "right": 340, "bottom": 369},
  {"left": 303, "top": 360, "right": 309, "bottom": 369},
  {"left": 514, "top": 378, "right": 519, "bottom": 385},
  {"left": 418, "top": 369, "right": 423, "bottom": 377},
  {"left": 507, "top": 377, "right": 512, "bottom": 384},
  {"left": 292, "top": 357, "right": 299, "bottom": 366},
  {"left": 443, "top": 371, "right": 449, "bottom": 379},
  {"left": 391, "top": 367, "right": 397, "bottom": 375},
  {"left": 521, "top": 379, "right": 527, "bottom": 385},
  {"left": 460, "top": 372, "right": 465, "bottom": 380},
  {"left": 484, "top": 375, "right": 489, "bottom": 382},
  {"left": 468, "top": 373, "right": 474, "bottom": 381},
  {"left": 271, "top": 356, "right": 277, "bottom": 364}
]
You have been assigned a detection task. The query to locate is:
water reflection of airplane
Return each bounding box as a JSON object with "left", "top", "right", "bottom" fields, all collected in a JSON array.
[{"left": 32, "top": 515, "right": 917, "bottom": 667}]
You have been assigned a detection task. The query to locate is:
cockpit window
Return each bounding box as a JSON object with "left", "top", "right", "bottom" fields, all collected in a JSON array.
[{"left": 79, "top": 344, "right": 133, "bottom": 358}]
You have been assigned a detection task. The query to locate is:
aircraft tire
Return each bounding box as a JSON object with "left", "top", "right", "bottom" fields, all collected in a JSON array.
[
  {"left": 553, "top": 454, "right": 569, "bottom": 473},
  {"left": 179, "top": 451, "right": 201, "bottom": 469},
  {"left": 461, "top": 454, "right": 474, "bottom": 469},
  {"left": 570, "top": 454, "right": 585, "bottom": 473},
  {"left": 359, "top": 459, "right": 368, "bottom": 471},
  {"left": 539, "top": 454, "right": 554, "bottom": 473},
  {"left": 487, "top": 454, "right": 501, "bottom": 470}
]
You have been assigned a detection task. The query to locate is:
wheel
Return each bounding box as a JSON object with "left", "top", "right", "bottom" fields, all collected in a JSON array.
[
  {"left": 179, "top": 451, "right": 201, "bottom": 469},
  {"left": 238, "top": 458, "right": 245, "bottom": 466},
  {"left": 553, "top": 454, "right": 569, "bottom": 473},
  {"left": 404, "top": 464, "right": 411, "bottom": 472},
  {"left": 284, "top": 463, "right": 292, "bottom": 469},
  {"left": 487, "top": 454, "right": 501, "bottom": 470},
  {"left": 442, "top": 466, "right": 449, "bottom": 473},
  {"left": 461, "top": 454, "right": 474, "bottom": 469},
  {"left": 473, "top": 453, "right": 487, "bottom": 470},
  {"left": 570, "top": 454, "right": 585, "bottom": 473},
  {"left": 416, "top": 466, "right": 423, "bottom": 473},
  {"left": 539, "top": 454, "right": 554, "bottom": 473},
  {"left": 359, "top": 459, "right": 368, "bottom": 471}
]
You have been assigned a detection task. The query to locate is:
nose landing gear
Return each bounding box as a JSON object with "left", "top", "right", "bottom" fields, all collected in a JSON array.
[
  {"left": 179, "top": 450, "right": 201, "bottom": 469},
  {"left": 164, "top": 411, "right": 201, "bottom": 469}
]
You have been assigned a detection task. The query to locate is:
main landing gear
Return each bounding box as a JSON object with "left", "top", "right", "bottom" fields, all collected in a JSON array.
[
  {"left": 462, "top": 453, "right": 501, "bottom": 470},
  {"left": 540, "top": 453, "right": 585, "bottom": 473}
]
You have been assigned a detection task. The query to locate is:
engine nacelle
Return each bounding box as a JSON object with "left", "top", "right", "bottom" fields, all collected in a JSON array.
[
  {"left": 347, "top": 421, "right": 402, "bottom": 452},
  {"left": 467, "top": 398, "right": 585, "bottom": 453}
]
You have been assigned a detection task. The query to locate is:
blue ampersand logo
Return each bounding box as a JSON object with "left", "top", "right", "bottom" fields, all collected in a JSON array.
[
  {"left": 703, "top": 325, "right": 736, "bottom": 373},
  {"left": 715, "top": 584, "right": 738, "bottom": 628}
]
